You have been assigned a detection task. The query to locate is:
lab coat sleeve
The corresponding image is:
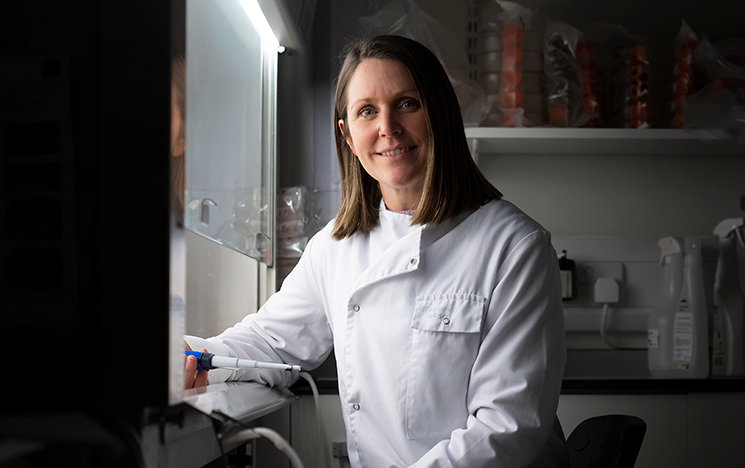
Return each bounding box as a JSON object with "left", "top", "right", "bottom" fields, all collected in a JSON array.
[
  {"left": 411, "top": 230, "right": 566, "bottom": 468},
  {"left": 189, "top": 232, "right": 335, "bottom": 388}
]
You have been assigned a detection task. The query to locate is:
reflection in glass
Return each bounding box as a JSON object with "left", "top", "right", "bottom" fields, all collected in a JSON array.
[
  {"left": 169, "top": 0, "right": 187, "bottom": 404},
  {"left": 184, "top": 0, "right": 277, "bottom": 264}
]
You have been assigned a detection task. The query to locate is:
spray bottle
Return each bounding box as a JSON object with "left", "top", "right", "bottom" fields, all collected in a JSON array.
[
  {"left": 670, "top": 236, "right": 709, "bottom": 378},
  {"left": 648, "top": 237, "right": 684, "bottom": 378},
  {"left": 711, "top": 218, "right": 745, "bottom": 376}
]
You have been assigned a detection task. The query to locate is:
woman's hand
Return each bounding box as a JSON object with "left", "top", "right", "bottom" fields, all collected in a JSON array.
[{"left": 184, "top": 341, "right": 209, "bottom": 389}]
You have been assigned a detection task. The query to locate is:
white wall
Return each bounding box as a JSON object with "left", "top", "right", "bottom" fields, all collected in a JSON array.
[{"left": 483, "top": 153, "right": 745, "bottom": 238}]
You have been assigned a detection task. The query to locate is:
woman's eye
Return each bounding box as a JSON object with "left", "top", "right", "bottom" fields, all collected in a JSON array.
[
  {"left": 401, "top": 100, "right": 420, "bottom": 110},
  {"left": 359, "top": 108, "right": 374, "bottom": 117}
]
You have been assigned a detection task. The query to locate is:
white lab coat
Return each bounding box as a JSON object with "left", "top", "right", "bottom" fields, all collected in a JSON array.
[{"left": 188, "top": 199, "right": 568, "bottom": 468}]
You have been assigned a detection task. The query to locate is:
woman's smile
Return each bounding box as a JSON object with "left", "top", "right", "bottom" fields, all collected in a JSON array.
[{"left": 377, "top": 145, "right": 416, "bottom": 157}]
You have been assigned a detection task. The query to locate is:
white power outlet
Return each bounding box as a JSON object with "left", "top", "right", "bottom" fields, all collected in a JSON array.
[
  {"left": 569, "top": 262, "right": 624, "bottom": 306},
  {"left": 576, "top": 262, "right": 623, "bottom": 286}
]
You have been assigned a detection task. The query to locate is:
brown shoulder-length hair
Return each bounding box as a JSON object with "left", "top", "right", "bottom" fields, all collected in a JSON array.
[{"left": 332, "top": 35, "right": 501, "bottom": 240}]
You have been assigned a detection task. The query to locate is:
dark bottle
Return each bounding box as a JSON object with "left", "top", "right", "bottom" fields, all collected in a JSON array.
[{"left": 558, "top": 250, "right": 577, "bottom": 301}]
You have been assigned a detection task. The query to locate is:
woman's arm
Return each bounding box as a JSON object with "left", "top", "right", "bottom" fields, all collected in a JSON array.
[{"left": 184, "top": 232, "right": 334, "bottom": 388}]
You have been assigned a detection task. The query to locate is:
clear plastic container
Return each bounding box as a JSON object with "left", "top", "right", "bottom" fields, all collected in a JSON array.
[{"left": 648, "top": 236, "right": 684, "bottom": 378}]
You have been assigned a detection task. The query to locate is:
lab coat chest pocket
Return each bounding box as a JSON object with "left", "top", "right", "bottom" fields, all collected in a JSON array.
[{"left": 406, "top": 295, "right": 485, "bottom": 439}]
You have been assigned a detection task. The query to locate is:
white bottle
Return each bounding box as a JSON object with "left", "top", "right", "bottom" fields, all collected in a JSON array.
[
  {"left": 711, "top": 218, "right": 745, "bottom": 376},
  {"left": 670, "top": 236, "right": 709, "bottom": 378},
  {"left": 648, "top": 237, "right": 684, "bottom": 378}
]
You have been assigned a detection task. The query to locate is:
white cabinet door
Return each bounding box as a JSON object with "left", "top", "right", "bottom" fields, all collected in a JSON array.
[{"left": 688, "top": 392, "right": 745, "bottom": 468}]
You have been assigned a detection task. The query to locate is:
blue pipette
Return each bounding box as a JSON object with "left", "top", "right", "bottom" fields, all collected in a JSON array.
[{"left": 185, "top": 350, "right": 301, "bottom": 372}]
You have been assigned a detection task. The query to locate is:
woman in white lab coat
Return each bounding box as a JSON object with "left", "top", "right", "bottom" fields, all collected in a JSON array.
[{"left": 186, "top": 35, "right": 568, "bottom": 468}]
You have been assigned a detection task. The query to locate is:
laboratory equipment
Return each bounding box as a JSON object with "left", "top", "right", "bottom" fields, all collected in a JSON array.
[{"left": 185, "top": 350, "right": 301, "bottom": 372}]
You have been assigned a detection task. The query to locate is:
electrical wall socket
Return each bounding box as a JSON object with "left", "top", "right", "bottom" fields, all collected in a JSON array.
[
  {"left": 571, "top": 262, "right": 624, "bottom": 305},
  {"left": 576, "top": 262, "right": 623, "bottom": 286}
]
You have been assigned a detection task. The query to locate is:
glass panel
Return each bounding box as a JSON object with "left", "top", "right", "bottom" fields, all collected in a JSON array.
[{"left": 185, "top": 0, "right": 276, "bottom": 265}]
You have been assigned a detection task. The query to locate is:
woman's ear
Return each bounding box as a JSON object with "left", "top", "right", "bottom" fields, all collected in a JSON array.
[
  {"left": 338, "top": 119, "right": 356, "bottom": 156},
  {"left": 338, "top": 119, "right": 345, "bottom": 136}
]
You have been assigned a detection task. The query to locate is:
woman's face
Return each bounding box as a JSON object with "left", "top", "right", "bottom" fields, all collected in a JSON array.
[{"left": 339, "top": 58, "right": 428, "bottom": 212}]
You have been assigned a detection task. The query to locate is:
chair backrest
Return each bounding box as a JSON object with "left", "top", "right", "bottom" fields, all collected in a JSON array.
[{"left": 566, "top": 414, "right": 647, "bottom": 468}]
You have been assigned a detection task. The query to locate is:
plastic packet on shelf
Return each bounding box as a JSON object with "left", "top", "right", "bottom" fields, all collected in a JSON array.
[
  {"left": 277, "top": 186, "right": 308, "bottom": 222},
  {"left": 543, "top": 18, "right": 590, "bottom": 127},
  {"left": 583, "top": 23, "right": 649, "bottom": 128},
  {"left": 277, "top": 219, "right": 305, "bottom": 238},
  {"left": 277, "top": 236, "right": 309, "bottom": 259},
  {"left": 276, "top": 185, "right": 322, "bottom": 237},
  {"left": 683, "top": 37, "right": 745, "bottom": 145},
  {"left": 576, "top": 37, "right": 603, "bottom": 127},
  {"left": 672, "top": 21, "right": 699, "bottom": 128},
  {"left": 493, "top": 1, "right": 546, "bottom": 127},
  {"left": 358, "top": 0, "right": 486, "bottom": 126}
]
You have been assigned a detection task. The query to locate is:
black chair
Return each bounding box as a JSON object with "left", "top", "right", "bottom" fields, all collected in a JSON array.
[{"left": 566, "top": 414, "right": 647, "bottom": 468}]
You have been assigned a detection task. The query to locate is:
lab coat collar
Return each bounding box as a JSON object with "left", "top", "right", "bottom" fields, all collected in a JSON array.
[{"left": 351, "top": 201, "right": 477, "bottom": 294}]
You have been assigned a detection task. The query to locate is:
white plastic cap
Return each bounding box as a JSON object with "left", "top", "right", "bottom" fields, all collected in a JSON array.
[
  {"left": 657, "top": 236, "right": 683, "bottom": 264},
  {"left": 713, "top": 218, "right": 745, "bottom": 246}
]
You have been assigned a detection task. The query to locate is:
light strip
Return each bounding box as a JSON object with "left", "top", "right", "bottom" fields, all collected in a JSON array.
[{"left": 238, "top": 0, "right": 279, "bottom": 49}]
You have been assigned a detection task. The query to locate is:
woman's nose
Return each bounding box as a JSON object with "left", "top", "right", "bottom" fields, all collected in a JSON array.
[{"left": 378, "top": 109, "right": 402, "bottom": 137}]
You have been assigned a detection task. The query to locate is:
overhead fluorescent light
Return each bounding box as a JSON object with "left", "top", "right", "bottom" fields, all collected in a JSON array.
[{"left": 238, "top": 0, "right": 279, "bottom": 49}]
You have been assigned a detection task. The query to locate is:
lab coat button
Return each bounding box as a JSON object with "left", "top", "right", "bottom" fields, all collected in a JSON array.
[
  {"left": 409, "top": 257, "right": 418, "bottom": 266},
  {"left": 353, "top": 304, "right": 360, "bottom": 312},
  {"left": 442, "top": 317, "right": 450, "bottom": 325},
  {"left": 353, "top": 403, "right": 360, "bottom": 410}
]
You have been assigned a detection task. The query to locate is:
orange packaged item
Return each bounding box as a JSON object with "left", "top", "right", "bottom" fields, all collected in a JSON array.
[
  {"left": 582, "top": 23, "right": 649, "bottom": 128},
  {"left": 501, "top": 24, "right": 522, "bottom": 44},
  {"left": 494, "top": 0, "right": 545, "bottom": 127},
  {"left": 500, "top": 25, "right": 523, "bottom": 125}
]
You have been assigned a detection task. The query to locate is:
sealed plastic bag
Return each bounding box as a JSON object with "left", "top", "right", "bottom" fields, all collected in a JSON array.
[
  {"left": 683, "top": 37, "right": 745, "bottom": 145},
  {"left": 275, "top": 186, "right": 321, "bottom": 287},
  {"left": 358, "top": 0, "right": 486, "bottom": 126},
  {"left": 544, "top": 18, "right": 590, "bottom": 127},
  {"left": 492, "top": 1, "right": 545, "bottom": 127},
  {"left": 576, "top": 36, "right": 602, "bottom": 127},
  {"left": 672, "top": 21, "right": 699, "bottom": 128},
  {"left": 276, "top": 185, "right": 321, "bottom": 240},
  {"left": 583, "top": 23, "right": 649, "bottom": 128}
]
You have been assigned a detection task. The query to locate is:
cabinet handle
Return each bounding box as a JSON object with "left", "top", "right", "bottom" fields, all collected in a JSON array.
[{"left": 200, "top": 198, "right": 217, "bottom": 225}]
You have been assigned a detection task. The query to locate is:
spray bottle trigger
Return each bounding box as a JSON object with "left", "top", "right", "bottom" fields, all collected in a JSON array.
[{"left": 736, "top": 226, "right": 745, "bottom": 248}]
